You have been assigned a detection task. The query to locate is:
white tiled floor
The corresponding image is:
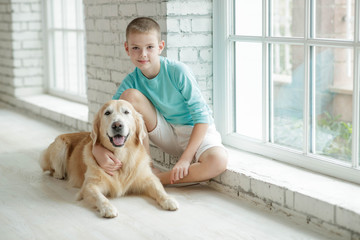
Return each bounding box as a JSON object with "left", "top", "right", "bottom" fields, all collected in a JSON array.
[{"left": 0, "top": 107, "right": 334, "bottom": 240}]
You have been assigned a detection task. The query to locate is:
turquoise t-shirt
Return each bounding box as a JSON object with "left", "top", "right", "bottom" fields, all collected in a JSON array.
[{"left": 112, "top": 57, "right": 213, "bottom": 126}]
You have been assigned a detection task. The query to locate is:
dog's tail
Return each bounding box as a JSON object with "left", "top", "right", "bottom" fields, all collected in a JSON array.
[{"left": 39, "top": 136, "right": 68, "bottom": 179}]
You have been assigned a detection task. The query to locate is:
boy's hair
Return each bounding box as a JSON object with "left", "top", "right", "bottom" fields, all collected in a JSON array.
[{"left": 126, "top": 17, "right": 161, "bottom": 42}]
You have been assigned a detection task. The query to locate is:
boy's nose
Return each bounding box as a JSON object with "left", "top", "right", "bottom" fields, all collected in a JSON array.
[{"left": 140, "top": 49, "right": 147, "bottom": 57}]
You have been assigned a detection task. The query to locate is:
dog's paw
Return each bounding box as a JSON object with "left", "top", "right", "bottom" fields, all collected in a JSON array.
[
  {"left": 160, "top": 197, "right": 179, "bottom": 211},
  {"left": 99, "top": 203, "right": 118, "bottom": 218},
  {"left": 75, "top": 192, "right": 83, "bottom": 201},
  {"left": 53, "top": 172, "right": 65, "bottom": 180}
]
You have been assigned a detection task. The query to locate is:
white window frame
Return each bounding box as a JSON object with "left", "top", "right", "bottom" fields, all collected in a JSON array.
[
  {"left": 44, "top": 0, "right": 87, "bottom": 104},
  {"left": 213, "top": 0, "right": 360, "bottom": 184}
]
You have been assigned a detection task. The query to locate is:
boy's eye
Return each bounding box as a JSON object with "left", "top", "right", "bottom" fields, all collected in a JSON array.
[
  {"left": 132, "top": 47, "right": 139, "bottom": 50},
  {"left": 147, "top": 46, "right": 154, "bottom": 49}
]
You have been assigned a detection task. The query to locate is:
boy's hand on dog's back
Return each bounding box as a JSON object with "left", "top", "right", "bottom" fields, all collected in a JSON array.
[{"left": 93, "top": 144, "right": 122, "bottom": 176}]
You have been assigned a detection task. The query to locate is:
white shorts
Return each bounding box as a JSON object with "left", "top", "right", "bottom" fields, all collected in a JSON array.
[{"left": 148, "top": 110, "right": 225, "bottom": 162}]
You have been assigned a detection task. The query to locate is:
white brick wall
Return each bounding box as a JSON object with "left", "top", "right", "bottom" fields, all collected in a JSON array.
[
  {"left": 0, "top": 0, "right": 43, "bottom": 103},
  {"left": 165, "top": 0, "right": 213, "bottom": 106},
  {"left": 0, "top": 1, "right": 14, "bottom": 98}
]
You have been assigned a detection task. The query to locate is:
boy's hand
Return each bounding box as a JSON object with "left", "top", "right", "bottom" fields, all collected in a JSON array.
[
  {"left": 170, "top": 159, "right": 190, "bottom": 184},
  {"left": 92, "top": 144, "right": 122, "bottom": 176}
]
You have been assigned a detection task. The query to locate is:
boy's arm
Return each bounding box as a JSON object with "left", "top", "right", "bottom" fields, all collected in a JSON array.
[
  {"left": 170, "top": 123, "right": 208, "bottom": 184},
  {"left": 92, "top": 144, "right": 122, "bottom": 176},
  {"left": 175, "top": 63, "right": 212, "bottom": 125}
]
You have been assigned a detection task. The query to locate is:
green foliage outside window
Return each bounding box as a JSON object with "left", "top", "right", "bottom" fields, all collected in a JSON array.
[{"left": 317, "top": 112, "right": 352, "bottom": 161}]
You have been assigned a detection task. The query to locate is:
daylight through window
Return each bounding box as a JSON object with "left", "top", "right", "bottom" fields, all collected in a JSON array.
[
  {"left": 214, "top": 0, "right": 360, "bottom": 184},
  {"left": 46, "top": 0, "right": 86, "bottom": 102}
]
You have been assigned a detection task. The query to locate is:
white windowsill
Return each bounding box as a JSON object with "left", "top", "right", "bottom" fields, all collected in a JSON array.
[
  {"left": 208, "top": 147, "right": 360, "bottom": 238},
  {"left": 11, "top": 94, "right": 360, "bottom": 238},
  {"left": 17, "top": 94, "right": 90, "bottom": 131},
  {"left": 20, "top": 94, "right": 88, "bottom": 122}
]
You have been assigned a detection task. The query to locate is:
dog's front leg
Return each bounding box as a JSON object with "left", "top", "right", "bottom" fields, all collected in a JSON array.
[
  {"left": 78, "top": 183, "right": 118, "bottom": 218},
  {"left": 142, "top": 176, "right": 179, "bottom": 211}
]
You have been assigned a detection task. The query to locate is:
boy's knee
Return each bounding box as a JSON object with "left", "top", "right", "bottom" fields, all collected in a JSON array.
[
  {"left": 200, "top": 147, "right": 228, "bottom": 173},
  {"left": 215, "top": 150, "right": 228, "bottom": 173},
  {"left": 120, "top": 88, "right": 143, "bottom": 104}
]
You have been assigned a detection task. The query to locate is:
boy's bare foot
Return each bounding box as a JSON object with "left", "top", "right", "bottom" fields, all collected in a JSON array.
[{"left": 164, "top": 182, "right": 202, "bottom": 188}]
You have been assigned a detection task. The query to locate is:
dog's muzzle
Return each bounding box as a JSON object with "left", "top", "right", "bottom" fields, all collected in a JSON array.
[{"left": 108, "top": 121, "right": 128, "bottom": 147}]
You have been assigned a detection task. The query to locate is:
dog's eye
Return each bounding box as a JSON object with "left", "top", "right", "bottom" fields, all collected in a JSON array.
[
  {"left": 124, "top": 110, "right": 130, "bottom": 115},
  {"left": 104, "top": 111, "right": 112, "bottom": 116}
]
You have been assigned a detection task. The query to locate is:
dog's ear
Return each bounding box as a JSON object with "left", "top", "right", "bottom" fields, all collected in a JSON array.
[
  {"left": 90, "top": 109, "right": 101, "bottom": 146},
  {"left": 134, "top": 111, "right": 147, "bottom": 146}
]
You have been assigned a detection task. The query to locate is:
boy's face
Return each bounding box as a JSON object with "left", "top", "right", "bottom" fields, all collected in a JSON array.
[{"left": 124, "top": 30, "right": 165, "bottom": 79}]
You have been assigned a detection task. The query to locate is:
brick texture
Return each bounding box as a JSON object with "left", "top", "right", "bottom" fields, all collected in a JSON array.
[{"left": 0, "top": 0, "right": 43, "bottom": 103}]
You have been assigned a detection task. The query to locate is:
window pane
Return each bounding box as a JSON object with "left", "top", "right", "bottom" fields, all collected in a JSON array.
[
  {"left": 271, "top": 0, "right": 304, "bottom": 37},
  {"left": 65, "top": 0, "right": 76, "bottom": 29},
  {"left": 315, "top": 0, "right": 355, "bottom": 40},
  {"left": 315, "top": 47, "right": 353, "bottom": 162},
  {"left": 52, "top": 0, "right": 63, "bottom": 29},
  {"left": 77, "top": 0, "right": 84, "bottom": 29},
  {"left": 67, "top": 32, "right": 78, "bottom": 93},
  {"left": 78, "top": 34, "right": 86, "bottom": 97},
  {"left": 235, "top": 0, "right": 262, "bottom": 36},
  {"left": 54, "top": 31, "right": 64, "bottom": 90},
  {"left": 272, "top": 44, "right": 304, "bottom": 150},
  {"left": 235, "top": 42, "right": 263, "bottom": 140},
  {"left": 47, "top": 0, "right": 86, "bottom": 101}
]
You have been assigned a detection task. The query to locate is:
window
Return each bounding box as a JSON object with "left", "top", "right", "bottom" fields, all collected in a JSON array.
[
  {"left": 214, "top": 0, "right": 360, "bottom": 184},
  {"left": 45, "top": 0, "right": 86, "bottom": 103}
]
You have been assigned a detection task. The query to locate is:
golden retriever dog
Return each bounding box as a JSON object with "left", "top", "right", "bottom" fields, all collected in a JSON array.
[{"left": 40, "top": 100, "right": 178, "bottom": 218}]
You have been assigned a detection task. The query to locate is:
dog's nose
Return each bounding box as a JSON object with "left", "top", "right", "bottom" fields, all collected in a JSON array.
[{"left": 112, "top": 121, "right": 123, "bottom": 132}]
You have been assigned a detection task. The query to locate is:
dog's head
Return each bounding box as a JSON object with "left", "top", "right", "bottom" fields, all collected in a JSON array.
[{"left": 91, "top": 100, "right": 147, "bottom": 150}]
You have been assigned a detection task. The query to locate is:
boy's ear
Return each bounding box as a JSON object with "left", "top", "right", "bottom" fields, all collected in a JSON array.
[
  {"left": 158, "top": 40, "right": 165, "bottom": 54},
  {"left": 124, "top": 41, "right": 130, "bottom": 56}
]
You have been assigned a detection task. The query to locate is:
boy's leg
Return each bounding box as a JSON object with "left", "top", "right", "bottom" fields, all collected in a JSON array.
[
  {"left": 120, "top": 89, "right": 157, "bottom": 133},
  {"left": 119, "top": 88, "right": 171, "bottom": 175},
  {"left": 120, "top": 88, "right": 228, "bottom": 184},
  {"left": 120, "top": 89, "right": 157, "bottom": 154},
  {"left": 156, "top": 146, "right": 228, "bottom": 185}
]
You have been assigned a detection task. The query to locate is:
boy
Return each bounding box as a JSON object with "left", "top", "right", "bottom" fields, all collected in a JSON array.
[{"left": 93, "top": 17, "right": 228, "bottom": 185}]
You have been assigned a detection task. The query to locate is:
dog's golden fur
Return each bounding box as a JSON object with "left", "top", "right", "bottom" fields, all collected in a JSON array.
[{"left": 40, "top": 100, "right": 178, "bottom": 218}]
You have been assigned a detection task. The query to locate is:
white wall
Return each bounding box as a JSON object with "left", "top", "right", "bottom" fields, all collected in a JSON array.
[{"left": 0, "top": 0, "right": 43, "bottom": 103}]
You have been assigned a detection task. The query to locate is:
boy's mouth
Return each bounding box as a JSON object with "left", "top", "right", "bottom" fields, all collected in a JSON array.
[{"left": 138, "top": 60, "right": 149, "bottom": 64}]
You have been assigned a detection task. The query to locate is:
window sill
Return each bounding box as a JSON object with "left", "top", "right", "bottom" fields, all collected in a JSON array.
[
  {"left": 208, "top": 147, "right": 360, "bottom": 238},
  {"left": 329, "top": 85, "right": 353, "bottom": 95},
  {"left": 152, "top": 143, "right": 360, "bottom": 238},
  {"left": 17, "top": 94, "right": 90, "bottom": 131}
]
